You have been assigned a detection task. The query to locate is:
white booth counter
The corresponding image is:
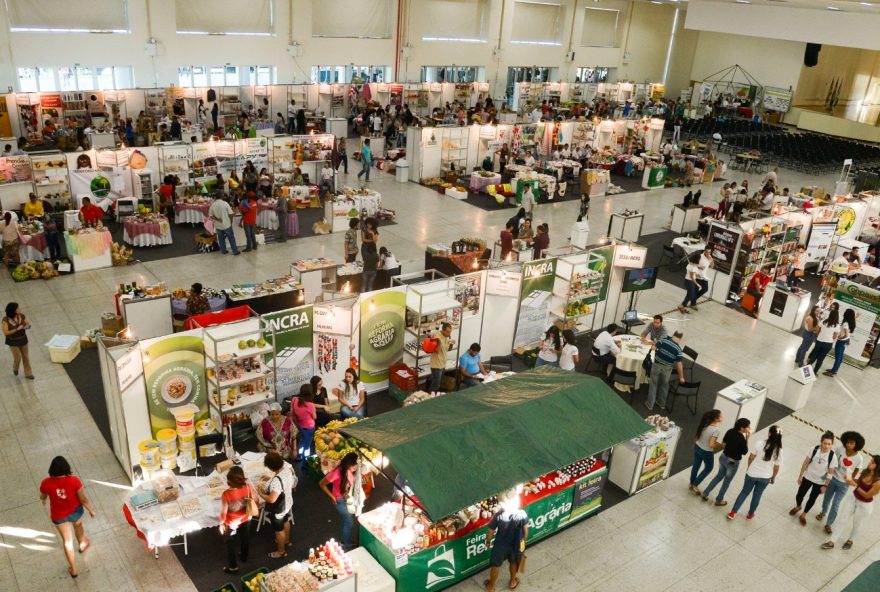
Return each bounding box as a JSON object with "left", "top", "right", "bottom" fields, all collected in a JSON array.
[
  {"left": 608, "top": 212, "right": 644, "bottom": 242},
  {"left": 714, "top": 379, "right": 768, "bottom": 437},
  {"left": 609, "top": 423, "right": 682, "bottom": 495},
  {"left": 671, "top": 204, "right": 703, "bottom": 234},
  {"left": 758, "top": 284, "right": 812, "bottom": 332}
]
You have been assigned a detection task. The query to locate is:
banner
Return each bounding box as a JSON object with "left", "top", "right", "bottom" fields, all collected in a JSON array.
[
  {"left": 142, "top": 334, "right": 208, "bottom": 437},
  {"left": 0, "top": 156, "right": 33, "bottom": 184},
  {"left": 514, "top": 258, "right": 557, "bottom": 348},
  {"left": 455, "top": 274, "right": 482, "bottom": 317},
  {"left": 806, "top": 222, "right": 837, "bottom": 265},
  {"left": 763, "top": 86, "right": 793, "bottom": 112},
  {"left": 70, "top": 168, "right": 125, "bottom": 201},
  {"left": 359, "top": 289, "right": 406, "bottom": 386},
  {"left": 40, "top": 93, "right": 63, "bottom": 109},
  {"left": 707, "top": 224, "right": 741, "bottom": 274},
  {"left": 263, "top": 306, "right": 314, "bottom": 399},
  {"left": 833, "top": 280, "right": 880, "bottom": 369},
  {"left": 585, "top": 246, "right": 614, "bottom": 304}
]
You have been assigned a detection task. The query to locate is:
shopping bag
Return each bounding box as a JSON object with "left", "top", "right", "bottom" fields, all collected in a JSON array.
[{"left": 518, "top": 553, "right": 528, "bottom": 573}]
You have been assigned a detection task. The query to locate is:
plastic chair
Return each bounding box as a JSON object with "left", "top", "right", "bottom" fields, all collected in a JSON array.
[
  {"left": 682, "top": 346, "right": 699, "bottom": 381},
  {"left": 658, "top": 244, "right": 677, "bottom": 268},
  {"left": 584, "top": 345, "right": 604, "bottom": 374},
  {"left": 488, "top": 355, "right": 513, "bottom": 372},
  {"left": 668, "top": 380, "right": 701, "bottom": 415},
  {"left": 610, "top": 368, "right": 638, "bottom": 404}
]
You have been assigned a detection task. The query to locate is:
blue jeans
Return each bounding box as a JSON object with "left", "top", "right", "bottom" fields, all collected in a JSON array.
[
  {"left": 809, "top": 341, "right": 833, "bottom": 373},
  {"left": 732, "top": 475, "right": 770, "bottom": 515},
  {"left": 340, "top": 406, "right": 364, "bottom": 419},
  {"left": 534, "top": 357, "right": 557, "bottom": 368},
  {"left": 337, "top": 153, "right": 348, "bottom": 174},
  {"left": 216, "top": 226, "right": 239, "bottom": 254},
  {"left": 297, "top": 427, "right": 315, "bottom": 461},
  {"left": 46, "top": 232, "right": 62, "bottom": 260},
  {"left": 694, "top": 278, "right": 710, "bottom": 301},
  {"left": 429, "top": 368, "right": 444, "bottom": 392},
  {"left": 690, "top": 444, "right": 715, "bottom": 487},
  {"left": 335, "top": 499, "right": 355, "bottom": 550},
  {"left": 702, "top": 454, "right": 740, "bottom": 502},
  {"left": 682, "top": 280, "right": 698, "bottom": 306},
  {"left": 362, "top": 271, "right": 377, "bottom": 293},
  {"left": 357, "top": 158, "right": 371, "bottom": 181},
  {"left": 795, "top": 330, "right": 817, "bottom": 366},
  {"left": 243, "top": 223, "right": 257, "bottom": 250},
  {"left": 830, "top": 339, "right": 849, "bottom": 373},
  {"left": 821, "top": 476, "right": 849, "bottom": 525}
]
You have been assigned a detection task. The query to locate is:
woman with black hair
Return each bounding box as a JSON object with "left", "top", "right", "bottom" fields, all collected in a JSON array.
[
  {"left": 728, "top": 425, "right": 783, "bottom": 520},
  {"left": 319, "top": 452, "right": 360, "bottom": 550},
  {"left": 701, "top": 418, "right": 751, "bottom": 506},
  {"left": 3, "top": 302, "right": 33, "bottom": 379},
  {"left": 808, "top": 306, "right": 840, "bottom": 373},
  {"left": 690, "top": 409, "right": 724, "bottom": 495},
  {"left": 39, "top": 456, "right": 97, "bottom": 578},
  {"left": 310, "top": 375, "right": 336, "bottom": 427},
  {"left": 824, "top": 308, "right": 856, "bottom": 377},
  {"left": 794, "top": 305, "right": 821, "bottom": 367},
  {"left": 818, "top": 431, "right": 865, "bottom": 533},
  {"left": 790, "top": 431, "right": 837, "bottom": 526},
  {"left": 822, "top": 454, "right": 880, "bottom": 550},
  {"left": 534, "top": 326, "right": 562, "bottom": 368}
]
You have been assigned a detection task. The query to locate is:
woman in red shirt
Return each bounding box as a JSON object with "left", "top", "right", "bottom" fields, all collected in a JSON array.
[
  {"left": 319, "top": 452, "right": 360, "bottom": 550},
  {"left": 292, "top": 384, "right": 331, "bottom": 466},
  {"left": 499, "top": 221, "right": 514, "bottom": 260},
  {"left": 239, "top": 191, "right": 258, "bottom": 252},
  {"left": 39, "top": 456, "right": 96, "bottom": 578},
  {"left": 219, "top": 466, "right": 257, "bottom": 573}
]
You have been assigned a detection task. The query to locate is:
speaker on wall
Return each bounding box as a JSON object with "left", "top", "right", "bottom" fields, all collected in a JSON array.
[{"left": 804, "top": 43, "right": 822, "bottom": 67}]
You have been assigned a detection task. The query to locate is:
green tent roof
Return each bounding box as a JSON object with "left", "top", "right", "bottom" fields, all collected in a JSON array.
[{"left": 340, "top": 366, "right": 650, "bottom": 520}]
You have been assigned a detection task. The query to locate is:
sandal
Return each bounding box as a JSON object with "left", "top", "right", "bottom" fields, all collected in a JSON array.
[
  {"left": 843, "top": 540, "right": 853, "bottom": 550},
  {"left": 223, "top": 567, "right": 240, "bottom": 574},
  {"left": 268, "top": 551, "right": 288, "bottom": 559},
  {"left": 484, "top": 579, "right": 495, "bottom": 592},
  {"left": 79, "top": 540, "right": 90, "bottom": 554},
  {"left": 68, "top": 567, "right": 78, "bottom": 578},
  {"left": 509, "top": 577, "right": 520, "bottom": 590},
  {"left": 821, "top": 542, "right": 834, "bottom": 550}
]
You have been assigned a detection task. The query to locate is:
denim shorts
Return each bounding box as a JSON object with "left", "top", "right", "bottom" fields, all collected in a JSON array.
[
  {"left": 53, "top": 504, "right": 84, "bottom": 525},
  {"left": 489, "top": 545, "right": 522, "bottom": 567},
  {"left": 269, "top": 510, "right": 290, "bottom": 532}
]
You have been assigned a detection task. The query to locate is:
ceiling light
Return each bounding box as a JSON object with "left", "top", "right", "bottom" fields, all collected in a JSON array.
[
  {"left": 735, "top": 0, "right": 750, "bottom": 4},
  {"left": 827, "top": 5, "right": 840, "bottom": 9},
  {"left": 651, "top": 1, "right": 662, "bottom": 4},
  {"left": 860, "top": 1, "right": 872, "bottom": 5}
]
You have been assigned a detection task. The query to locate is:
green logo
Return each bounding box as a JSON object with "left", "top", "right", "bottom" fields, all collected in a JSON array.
[{"left": 90, "top": 176, "right": 112, "bottom": 197}]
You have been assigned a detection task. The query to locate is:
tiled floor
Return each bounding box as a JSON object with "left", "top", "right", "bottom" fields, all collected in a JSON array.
[{"left": 1, "top": 160, "right": 875, "bottom": 592}]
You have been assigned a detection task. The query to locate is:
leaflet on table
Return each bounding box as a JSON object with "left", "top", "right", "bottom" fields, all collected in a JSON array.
[
  {"left": 625, "top": 424, "right": 681, "bottom": 450},
  {"left": 722, "top": 381, "right": 766, "bottom": 403}
]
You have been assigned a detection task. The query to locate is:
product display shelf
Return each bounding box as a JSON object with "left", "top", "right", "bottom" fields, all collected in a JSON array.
[
  {"left": 30, "top": 151, "right": 71, "bottom": 208},
  {"left": 62, "top": 92, "right": 88, "bottom": 126},
  {"left": 203, "top": 317, "right": 277, "bottom": 425},
  {"left": 269, "top": 135, "right": 335, "bottom": 184},
  {"left": 219, "top": 90, "right": 242, "bottom": 128},
  {"left": 403, "top": 279, "right": 463, "bottom": 380},
  {"left": 549, "top": 253, "right": 599, "bottom": 334},
  {"left": 158, "top": 143, "right": 194, "bottom": 185},
  {"left": 731, "top": 216, "right": 801, "bottom": 298},
  {"left": 441, "top": 127, "right": 469, "bottom": 177}
]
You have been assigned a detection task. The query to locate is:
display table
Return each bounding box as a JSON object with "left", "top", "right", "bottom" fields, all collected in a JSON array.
[
  {"left": 493, "top": 239, "right": 533, "bottom": 262},
  {"left": 608, "top": 212, "right": 644, "bottom": 242},
  {"left": 758, "top": 284, "right": 812, "bottom": 332},
  {"left": 256, "top": 200, "right": 279, "bottom": 230},
  {"left": 609, "top": 423, "right": 682, "bottom": 495},
  {"left": 282, "top": 184, "right": 320, "bottom": 208},
  {"left": 18, "top": 231, "right": 49, "bottom": 261},
  {"left": 224, "top": 275, "right": 304, "bottom": 315},
  {"left": 425, "top": 250, "right": 484, "bottom": 276},
  {"left": 291, "top": 258, "right": 340, "bottom": 303},
  {"left": 325, "top": 191, "right": 382, "bottom": 233},
  {"left": 170, "top": 294, "right": 227, "bottom": 316},
  {"left": 347, "top": 547, "right": 396, "bottom": 592},
  {"left": 613, "top": 335, "right": 651, "bottom": 392},
  {"left": 671, "top": 236, "right": 705, "bottom": 257},
  {"left": 173, "top": 201, "right": 211, "bottom": 225},
  {"left": 848, "top": 265, "right": 880, "bottom": 286},
  {"left": 545, "top": 160, "right": 582, "bottom": 180},
  {"left": 123, "top": 216, "right": 173, "bottom": 247},
  {"left": 63, "top": 229, "right": 112, "bottom": 271},
  {"left": 469, "top": 172, "right": 501, "bottom": 193},
  {"left": 714, "top": 379, "right": 768, "bottom": 437},
  {"left": 337, "top": 261, "right": 364, "bottom": 293},
  {"left": 671, "top": 205, "right": 703, "bottom": 234}
]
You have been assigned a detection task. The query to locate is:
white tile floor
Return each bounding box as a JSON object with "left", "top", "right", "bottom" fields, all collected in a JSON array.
[{"left": 1, "top": 161, "right": 875, "bottom": 592}]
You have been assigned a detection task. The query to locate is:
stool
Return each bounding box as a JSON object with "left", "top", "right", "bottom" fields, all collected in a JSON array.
[
  {"left": 195, "top": 233, "right": 216, "bottom": 253},
  {"left": 172, "top": 314, "right": 188, "bottom": 333},
  {"left": 741, "top": 292, "right": 757, "bottom": 314}
]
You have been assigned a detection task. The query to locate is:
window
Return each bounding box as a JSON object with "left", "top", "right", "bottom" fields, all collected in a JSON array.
[
  {"left": 313, "top": 0, "right": 392, "bottom": 38},
  {"left": 349, "top": 66, "right": 389, "bottom": 83},
  {"left": 581, "top": 7, "right": 619, "bottom": 48},
  {"left": 59, "top": 67, "right": 78, "bottom": 91},
  {"left": 420, "top": 66, "right": 483, "bottom": 83},
  {"left": 575, "top": 67, "right": 611, "bottom": 83},
  {"left": 6, "top": 0, "right": 129, "bottom": 33},
  {"left": 421, "top": 0, "right": 489, "bottom": 43},
  {"left": 17, "top": 67, "right": 38, "bottom": 92},
  {"left": 96, "top": 67, "right": 115, "bottom": 90},
  {"left": 37, "top": 67, "right": 57, "bottom": 91},
  {"left": 245, "top": 66, "right": 276, "bottom": 85},
  {"left": 178, "top": 67, "right": 193, "bottom": 87},
  {"left": 225, "top": 66, "right": 239, "bottom": 86},
  {"left": 114, "top": 66, "right": 135, "bottom": 88},
  {"left": 179, "top": 65, "right": 251, "bottom": 87},
  {"left": 209, "top": 66, "right": 225, "bottom": 87},
  {"left": 175, "top": 0, "right": 273, "bottom": 35},
  {"left": 512, "top": 1, "right": 562, "bottom": 46},
  {"left": 76, "top": 66, "right": 94, "bottom": 90},
  {"left": 192, "top": 66, "right": 208, "bottom": 87}
]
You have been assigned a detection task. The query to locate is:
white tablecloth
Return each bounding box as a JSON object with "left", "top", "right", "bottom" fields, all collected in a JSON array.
[
  {"left": 123, "top": 217, "right": 173, "bottom": 247},
  {"left": 672, "top": 237, "right": 705, "bottom": 256},
  {"left": 19, "top": 244, "right": 49, "bottom": 262},
  {"left": 614, "top": 335, "right": 652, "bottom": 392},
  {"left": 256, "top": 208, "right": 279, "bottom": 230}
]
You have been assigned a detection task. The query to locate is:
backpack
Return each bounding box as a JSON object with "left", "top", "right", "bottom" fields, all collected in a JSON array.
[{"left": 810, "top": 445, "right": 834, "bottom": 466}]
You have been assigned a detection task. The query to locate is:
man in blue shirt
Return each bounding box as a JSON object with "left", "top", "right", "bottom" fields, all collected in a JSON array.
[
  {"left": 645, "top": 331, "right": 686, "bottom": 410},
  {"left": 458, "top": 343, "right": 488, "bottom": 388},
  {"left": 357, "top": 138, "right": 372, "bottom": 182}
]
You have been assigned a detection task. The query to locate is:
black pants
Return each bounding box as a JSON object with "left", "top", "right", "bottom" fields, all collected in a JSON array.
[
  {"left": 599, "top": 353, "right": 616, "bottom": 376},
  {"left": 224, "top": 522, "right": 250, "bottom": 569},
  {"left": 795, "top": 478, "right": 823, "bottom": 512}
]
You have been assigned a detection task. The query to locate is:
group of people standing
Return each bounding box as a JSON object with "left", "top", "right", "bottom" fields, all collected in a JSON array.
[{"left": 795, "top": 299, "right": 857, "bottom": 377}]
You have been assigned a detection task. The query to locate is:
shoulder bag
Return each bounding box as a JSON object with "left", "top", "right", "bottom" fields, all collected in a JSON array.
[
  {"left": 265, "top": 475, "right": 285, "bottom": 515},
  {"left": 245, "top": 484, "right": 260, "bottom": 517}
]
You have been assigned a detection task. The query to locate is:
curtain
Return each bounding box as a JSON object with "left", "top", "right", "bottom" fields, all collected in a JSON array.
[
  {"left": 175, "top": 0, "right": 273, "bottom": 34},
  {"left": 581, "top": 7, "right": 619, "bottom": 47},
  {"left": 312, "top": 0, "right": 392, "bottom": 38},
  {"left": 420, "top": 0, "right": 489, "bottom": 41},
  {"left": 6, "top": 0, "right": 127, "bottom": 31},
  {"left": 511, "top": 1, "right": 561, "bottom": 44}
]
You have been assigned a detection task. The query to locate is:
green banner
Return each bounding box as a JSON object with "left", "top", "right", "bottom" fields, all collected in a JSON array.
[
  {"left": 359, "top": 289, "right": 406, "bottom": 385},
  {"left": 833, "top": 280, "right": 880, "bottom": 369},
  {"left": 514, "top": 258, "right": 558, "bottom": 348},
  {"left": 262, "top": 306, "right": 314, "bottom": 399},
  {"left": 143, "top": 335, "right": 209, "bottom": 437},
  {"left": 586, "top": 246, "right": 613, "bottom": 304},
  {"left": 361, "top": 468, "right": 606, "bottom": 592},
  {"left": 646, "top": 165, "right": 668, "bottom": 189}
]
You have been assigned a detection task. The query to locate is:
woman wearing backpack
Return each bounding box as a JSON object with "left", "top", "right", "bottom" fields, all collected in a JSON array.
[{"left": 789, "top": 431, "right": 837, "bottom": 526}]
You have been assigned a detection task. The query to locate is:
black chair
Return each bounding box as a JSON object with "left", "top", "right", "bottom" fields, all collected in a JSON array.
[
  {"left": 194, "top": 433, "right": 226, "bottom": 476},
  {"left": 610, "top": 368, "right": 638, "bottom": 404},
  {"left": 682, "top": 346, "right": 699, "bottom": 381},
  {"left": 584, "top": 345, "right": 604, "bottom": 374},
  {"left": 658, "top": 244, "right": 677, "bottom": 269},
  {"left": 668, "top": 380, "right": 701, "bottom": 415},
  {"left": 230, "top": 419, "right": 255, "bottom": 446},
  {"left": 488, "top": 355, "right": 513, "bottom": 372}
]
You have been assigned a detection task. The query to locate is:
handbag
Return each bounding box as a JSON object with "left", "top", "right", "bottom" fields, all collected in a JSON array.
[
  {"left": 245, "top": 485, "right": 260, "bottom": 517},
  {"left": 642, "top": 351, "right": 653, "bottom": 372},
  {"left": 265, "top": 475, "right": 285, "bottom": 515}
]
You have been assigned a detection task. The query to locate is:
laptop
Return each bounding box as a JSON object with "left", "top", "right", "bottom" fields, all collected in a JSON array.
[{"left": 623, "top": 310, "right": 639, "bottom": 323}]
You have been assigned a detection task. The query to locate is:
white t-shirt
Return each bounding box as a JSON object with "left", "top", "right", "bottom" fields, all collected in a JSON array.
[
  {"left": 696, "top": 424, "right": 721, "bottom": 451},
  {"left": 321, "top": 167, "right": 333, "bottom": 181},
  {"left": 380, "top": 253, "right": 400, "bottom": 271},
  {"left": 337, "top": 381, "right": 363, "bottom": 407},
  {"left": 537, "top": 338, "right": 559, "bottom": 362},
  {"left": 833, "top": 445, "right": 864, "bottom": 482},
  {"left": 268, "top": 462, "right": 297, "bottom": 518},
  {"left": 594, "top": 331, "right": 620, "bottom": 356},
  {"left": 559, "top": 343, "right": 579, "bottom": 371},
  {"left": 698, "top": 254, "right": 713, "bottom": 280},
  {"left": 746, "top": 439, "right": 783, "bottom": 479},
  {"left": 685, "top": 262, "right": 700, "bottom": 281},
  {"left": 803, "top": 447, "right": 838, "bottom": 484},
  {"left": 816, "top": 322, "right": 838, "bottom": 344},
  {"left": 524, "top": 155, "right": 536, "bottom": 167}
]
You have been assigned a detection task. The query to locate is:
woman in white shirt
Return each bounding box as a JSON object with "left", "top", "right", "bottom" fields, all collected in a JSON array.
[
  {"left": 534, "top": 326, "right": 562, "bottom": 368},
  {"left": 690, "top": 409, "right": 724, "bottom": 495},
  {"left": 808, "top": 308, "right": 839, "bottom": 374},
  {"left": 789, "top": 431, "right": 837, "bottom": 525},
  {"left": 678, "top": 257, "right": 701, "bottom": 314},
  {"left": 558, "top": 329, "right": 579, "bottom": 371},
  {"left": 333, "top": 368, "right": 366, "bottom": 419},
  {"left": 728, "top": 425, "right": 783, "bottom": 520},
  {"left": 824, "top": 308, "right": 856, "bottom": 377}
]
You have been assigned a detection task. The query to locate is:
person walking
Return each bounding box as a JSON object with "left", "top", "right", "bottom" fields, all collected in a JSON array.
[
  {"left": 357, "top": 139, "right": 372, "bottom": 182},
  {"left": 318, "top": 452, "right": 360, "bottom": 551},
  {"left": 702, "top": 418, "right": 751, "bottom": 506},
  {"left": 275, "top": 189, "right": 289, "bottom": 243},
  {"left": 817, "top": 431, "right": 865, "bottom": 534},
  {"left": 808, "top": 306, "right": 839, "bottom": 373},
  {"left": 3, "top": 302, "right": 34, "bottom": 379},
  {"left": 239, "top": 192, "right": 258, "bottom": 252},
  {"left": 694, "top": 247, "right": 714, "bottom": 307},
  {"left": 292, "top": 385, "right": 330, "bottom": 465},
  {"left": 287, "top": 100, "right": 297, "bottom": 134},
  {"left": 257, "top": 451, "right": 296, "bottom": 560},
  {"left": 690, "top": 410, "right": 725, "bottom": 495},
  {"left": 790, "top": 431, "right": 837, "bottom": 526},
  {"left": 344, "top": 219, "right": 359, "bottom": 263},
  {"left": 219, "top": 466, "right": 256, "bottom": 574},
  {"left": 824, "top": 308, "right": 856, "bottom": 377},
  {"left": 822, "top": 454, "right": 880, "bottom": 550},
  {"left": 336, "top": 137, "right": 349, "bottom": 174},
  {"left": 484, "top": 490, "right": 528, "bottom": 592},
  {"left": 728, "top": 425, "right": 783, "bottom": 520},
  {"left": 794, "top": 305, "right": 821, "bottom": 366},
  {"left": 428, "top": 323, "right": 454, "bottom": 392},
  {"left": 209, "top": 195, "right": 240, "bottom": 255},
  {"left": 39, "top": 456, "right": 97, "bottom": 578},
  {"left": 645, "top": 331, "right": 686, "bottom": 411},
  {"left": 678, "top": 255, "right": 701, "bottom": 314}
]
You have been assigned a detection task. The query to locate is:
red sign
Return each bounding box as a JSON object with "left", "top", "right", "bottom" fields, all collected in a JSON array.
[{"left": 40, "top": 94, "right": 62, "bottom": 109}]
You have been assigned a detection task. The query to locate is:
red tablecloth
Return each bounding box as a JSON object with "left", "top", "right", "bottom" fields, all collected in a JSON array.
[
  {"left": 18, "top": 232, "right": 47, "bottom": 252},
  {"left": 123, "top": 216, "right": 173, "bottom": 247},
  {"left": 174, "top": 202, "right": 211, "bottom": 224}
]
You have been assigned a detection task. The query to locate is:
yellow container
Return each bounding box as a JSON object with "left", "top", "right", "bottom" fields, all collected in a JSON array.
[
  {"left": 177, "top": 431, "right": 196, "bottom": 445},
  {"left": 170, "top": 404, "right": 199, "bottom": 435},
  {"left": 138, "top": 439, "right": 160, "bottom": 466},
  {"left": 159, "top": 451, "right": 177, "bottom": 470},
  {"left": 178, "top": 440, "right": 196, "bottom": 462},
  {"left": 157, "top": 429, "right": 178, "bottom": 454}
]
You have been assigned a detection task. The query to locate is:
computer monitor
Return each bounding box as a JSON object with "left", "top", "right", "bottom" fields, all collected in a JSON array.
[
  {"left": 623, "top": 310, "right": 639, "bottom": 322},
  {"left": 621, "top": 267, "right": 658, "bottom": 293}
]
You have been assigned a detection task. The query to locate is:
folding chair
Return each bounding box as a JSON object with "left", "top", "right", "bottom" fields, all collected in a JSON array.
[
  {"left": 610, "top": 368, "right": 638, "bottom": 404},
  {"left": 668, "top": 380, "right": 701, "bottom": 415},
  {"left": 682, "top": 346, "right": 699, "bottom": 381}
]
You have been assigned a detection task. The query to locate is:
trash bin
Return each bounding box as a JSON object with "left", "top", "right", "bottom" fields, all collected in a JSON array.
[{"left": 395, "top": 159, "right": 409, "bottom": 183}]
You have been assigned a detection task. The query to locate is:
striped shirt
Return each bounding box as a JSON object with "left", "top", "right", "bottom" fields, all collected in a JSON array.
[{"left": 654, "top": 336, "right": 683, "bottom": 366}]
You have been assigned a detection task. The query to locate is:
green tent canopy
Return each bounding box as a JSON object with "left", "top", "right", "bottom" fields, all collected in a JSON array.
[{"left": 340, "top": 366, "right": 651, "bottom": 520}]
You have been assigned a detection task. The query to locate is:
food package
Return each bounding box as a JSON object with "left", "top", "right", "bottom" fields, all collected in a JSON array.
[{"left": 151, "top": 470, "right": 180, "bottom": 503}]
